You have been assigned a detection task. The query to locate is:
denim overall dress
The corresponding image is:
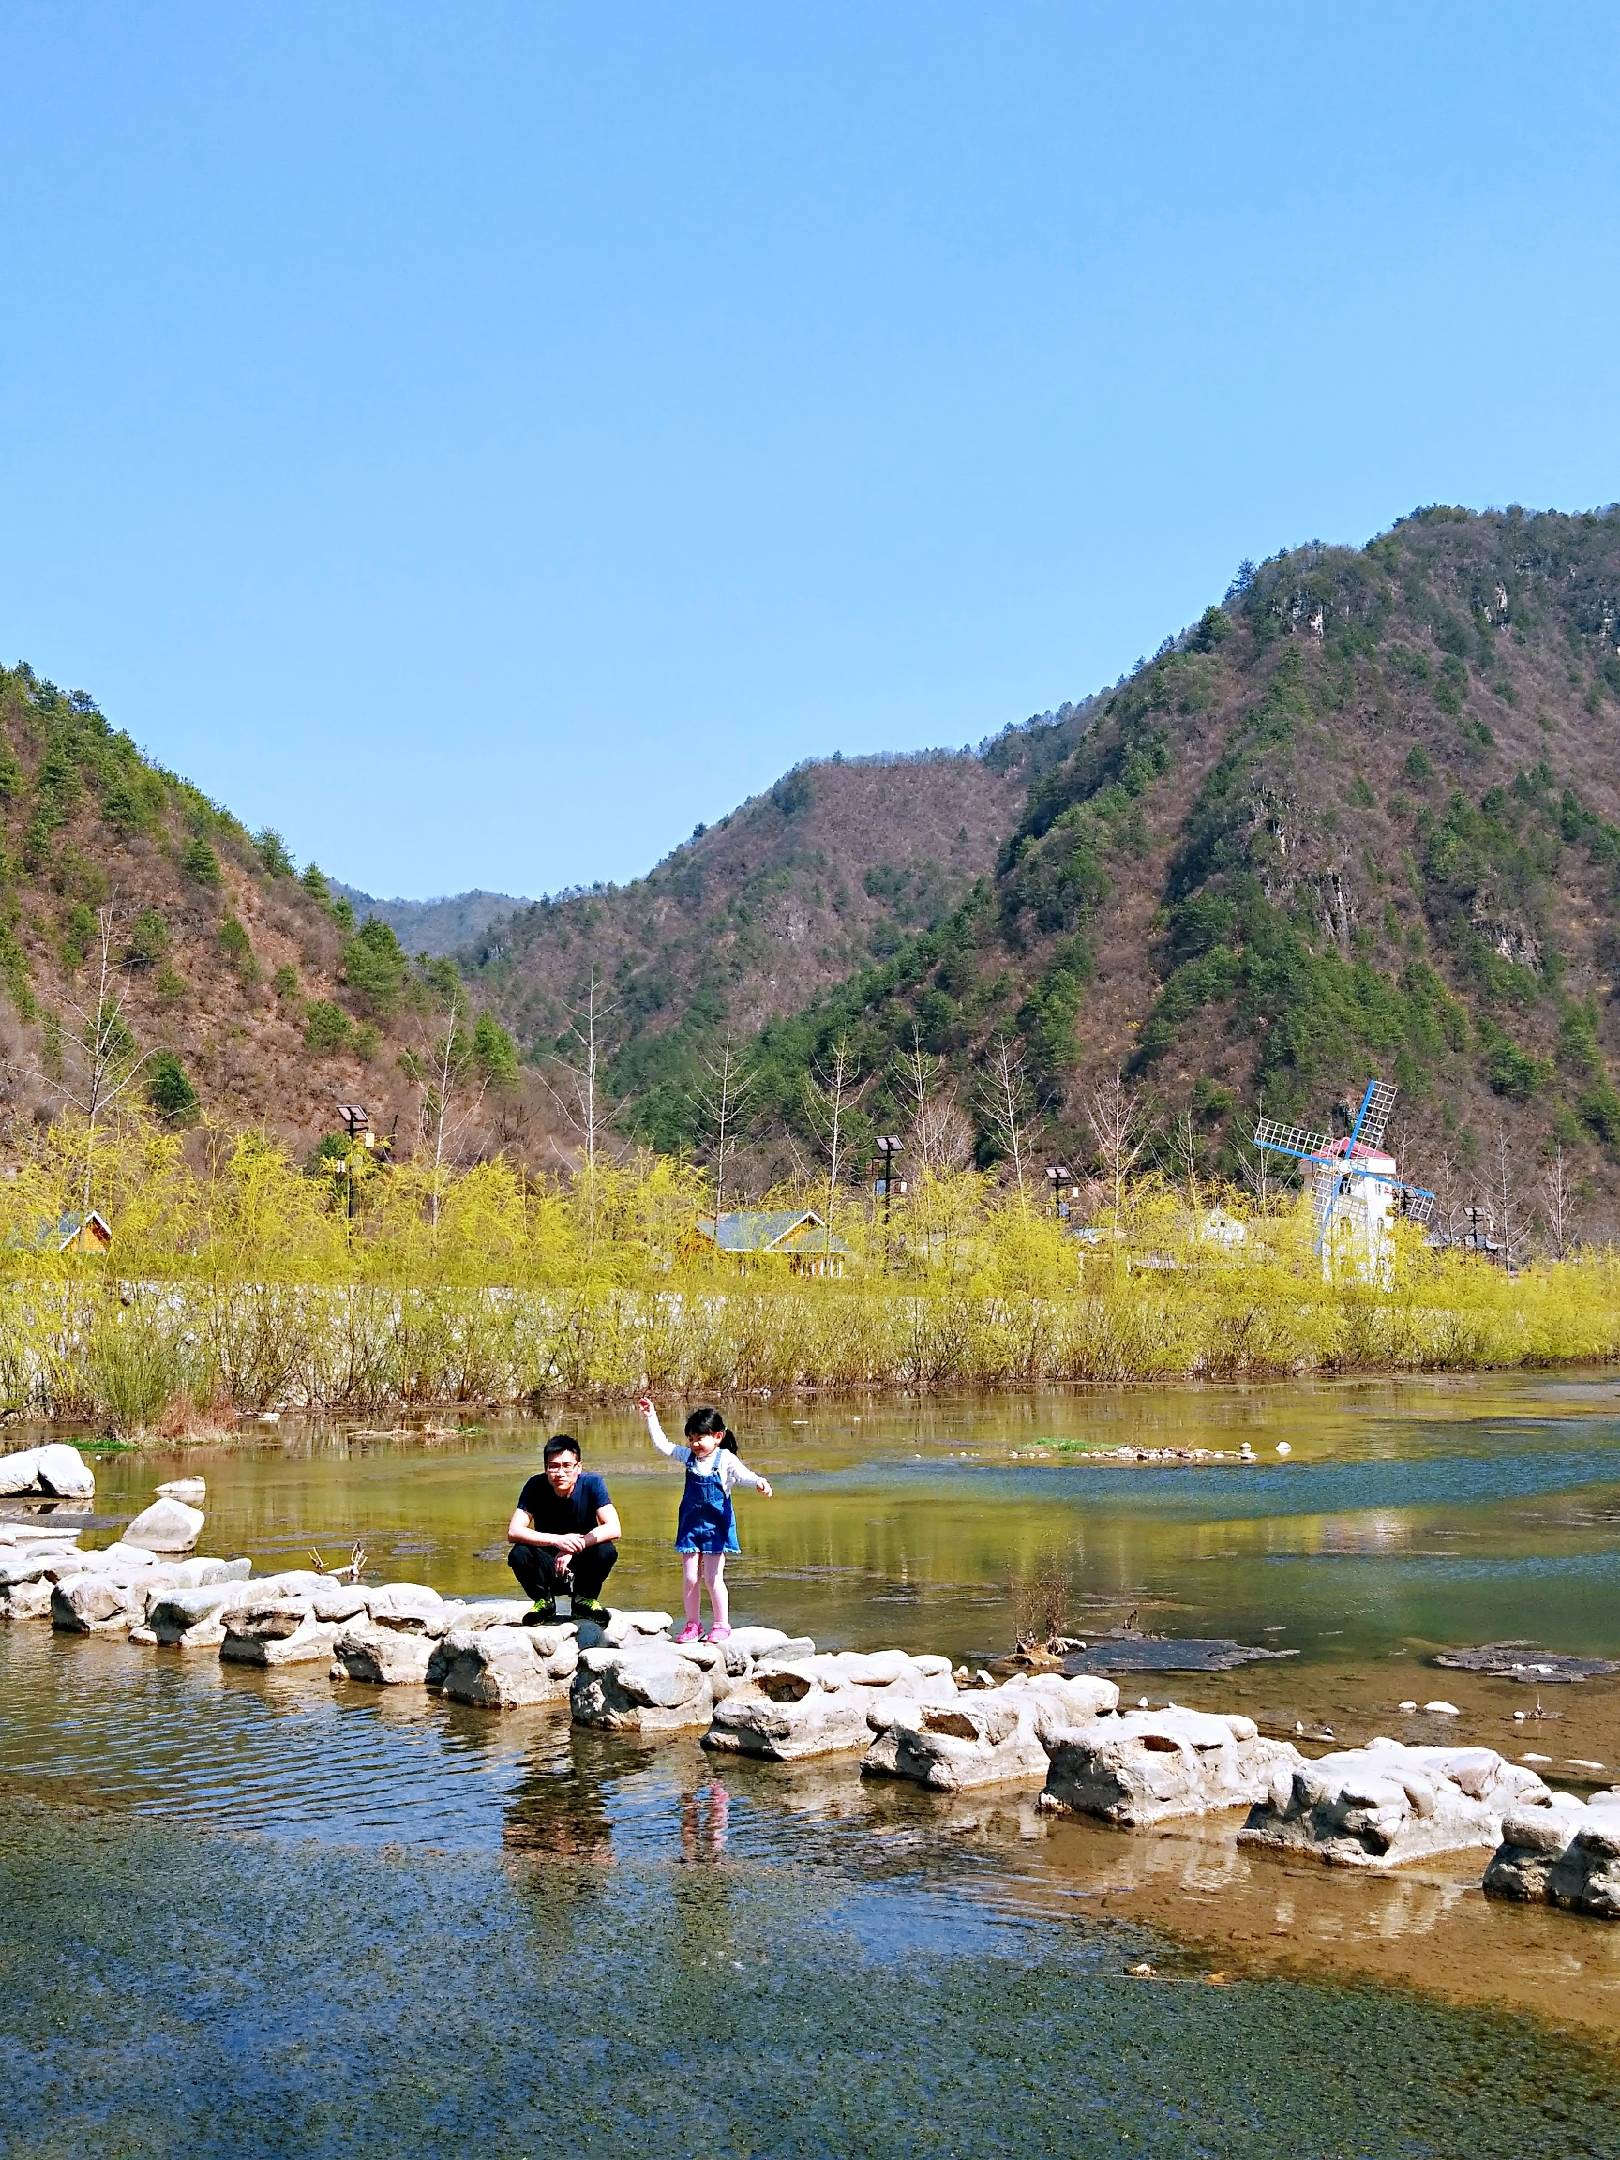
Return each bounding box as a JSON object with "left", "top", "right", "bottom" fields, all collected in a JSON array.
[{"left": 674, "top": 1457, "right": 739, "bottom": 1555}]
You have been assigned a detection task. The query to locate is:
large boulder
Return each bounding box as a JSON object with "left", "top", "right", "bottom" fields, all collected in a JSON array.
[
  {"left": 220, "top": 1587, "right": 349, "bottom": 1667},
  {"left": 0, "top": 1444, "right": 95, "bottom": 1499},
  {"left": 0, "top": 1577, "right": 55, "bottom": 1622},
  {"left": 704, "top": 1649, "right": 957, "bottom": 1762},
  {"left": 331, "top": 1622, "right": 437, "bottom": 1686},
  {"left": 148, "top": 1581, "right": 259, "bottom": 1648},
  {"left": 571, "top": 1639, "right": 726, "bottom": 1733},
  {"left": 1040, "top": 1706, "right": 1302, "bottom": 1827},
  {"left": 122, "top": 1497, "right": 205, "bottom": 1553},
  {"left": 1240, "top": 1739, "right": 1550, "bottom": 1868},
  {"left": 428, "top": 1621, "right": 579, "bottom": 1709},
  {"left": 865, "top": 1673, "right": 1120, "bottom": 1793},
  {"left": 53, "top": 1568, "right": 178, "bottom": 1634},
  {"left": 1484, "top": 1789, "right": 1620, "bottom": 1917},
  {"left": 365, "top": 1582, "right": 455, "bottom": 1635},
  {"left": 580, "top": 1608, "right": 675, "bottom": 1649}
]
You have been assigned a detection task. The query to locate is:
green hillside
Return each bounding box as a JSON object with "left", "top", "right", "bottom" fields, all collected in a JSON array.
[{"left": 729, "top": 507, "right": 1620, "bottom": 1227}]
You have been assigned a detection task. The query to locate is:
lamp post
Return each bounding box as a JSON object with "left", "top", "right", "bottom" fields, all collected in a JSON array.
[
  {"left": 874, "top": 1136, "right": 903, "bottom": 1258},
  {"left": 1045, "top": 1164, "right": 1077, "bottom": 1223}
]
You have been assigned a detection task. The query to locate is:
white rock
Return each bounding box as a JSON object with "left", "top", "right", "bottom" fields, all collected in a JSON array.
[
  {"left": 147, "top": 1581, "right": 258, "bottom": 1648},
  {"left": 220, "top": 1597, "right": 343, "bottom": 1667},
  {"left": 1485, "top": 1789, "right": 1620, "bottom": 1919},
  {"left": 1398, "top": 1700, "right": 1418, "bottom": 1713},
  {"left": 53, "top": 1568, "right": 179, "bottom": 1634},
  {"left": 571, "top": 1640, "right": 724, "bottom": 1732},
  {"left": 331, "top": 1622, "right": 436, "bottom": 1686},
  {"left": 1240, "top": 1740, "right": 1549, "bottom": 1868},
  {"left": 1041, "top": 1706, "right": 1300, "bottom": 1827},
  {"left": 865, "top": 1673, "right": 1121, "bottom": 1793},
  {"left": 704, "top": 1649, "right": 957, "bottom": 1763},
  {"left": 1422, "top": 1700, "right": 1461, "bottom": 1717},
  {"left": 155, "top": 1478, "right": 206, "bottom": 1506},
  {"left": 123, "top": 1497, "right": 205, "bottom": 1553},
  {"left": 428, "top": 1621, "right": 579, "bottom": 1708},
  {"left": 0, "top": 1443, "right": 95, "bottom": 1499},
  {"left": 0, "top": 1577, "right": 54, "bottom": 1621}
]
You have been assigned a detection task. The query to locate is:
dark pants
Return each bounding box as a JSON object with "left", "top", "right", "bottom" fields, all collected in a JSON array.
[{"left": 508, "top": 1541, "right": 618, "bottom": 1605}]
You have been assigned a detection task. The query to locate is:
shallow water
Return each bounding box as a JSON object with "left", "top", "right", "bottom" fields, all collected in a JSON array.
[{"left": 6, "top": 1373, "right": 1620, "bottom": 2149}]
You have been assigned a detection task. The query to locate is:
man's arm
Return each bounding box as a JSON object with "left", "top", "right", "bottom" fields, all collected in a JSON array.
[
  {"left": 506, "top": 1506, "right": 578, "bottom": 1551},
  {"left": 588, "top": 1501, "right": 622, "bottom": 1546}
]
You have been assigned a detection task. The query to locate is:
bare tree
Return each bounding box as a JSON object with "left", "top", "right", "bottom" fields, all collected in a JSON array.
[
  {"left": 1161, "top": 1106, "right": 1203, "bottom": 1216},
  {"left": 895, "top": 1028, "right": 971, "bottom": 1174},
  {"left": 1085, "top": 1072, "right": 1145, "bottom": 1234},
  {"left": 540, "top": 969, "right": 628, "bottom": 1252},
  {"left": 1539, "top": 1142, "right": 1579, "bottom": 1260},
  {"left": 803, "top": 1037, "right": 863, "bottom": 1245},
  {"left": 693, "top": 1036, "right": 752, "bottom": 1222},
  {"left": 1491, "top": 1126, "right": 1532, "bottom": 1270},
  {"left": 59, "top": 908, "right": 153, "bottom": 1213},
  {"left": 405, "top": 989, "right": 488, "bottom": 1233},
  {"left": 980, "top": 1035, "right": 1033, "bottom": 1198}
]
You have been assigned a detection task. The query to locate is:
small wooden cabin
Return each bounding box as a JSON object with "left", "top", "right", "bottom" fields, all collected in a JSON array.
[{"left": 44, "top": 1211, "right": 113, "bottom": 1254}]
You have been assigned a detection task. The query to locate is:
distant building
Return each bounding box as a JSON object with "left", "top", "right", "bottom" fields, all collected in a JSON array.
[
  {"left": 692, "top": 1208, "right": 853, "bottom": 1278},
  {"left": 39, "top": 1210, "right": 113, "bottom": 1254}
]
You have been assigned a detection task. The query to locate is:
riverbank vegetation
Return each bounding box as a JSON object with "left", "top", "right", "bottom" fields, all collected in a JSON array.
[{"left": 0, "top": 1115, "right": 1617, "bottom": 1434}]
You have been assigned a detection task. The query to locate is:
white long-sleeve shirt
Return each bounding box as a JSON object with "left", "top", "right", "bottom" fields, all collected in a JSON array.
[{"left": 645, "top": 1409, "right": 769, "bottom": 1493}]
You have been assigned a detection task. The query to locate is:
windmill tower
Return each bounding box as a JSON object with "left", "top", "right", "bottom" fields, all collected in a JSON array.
[{"left": 1253, "top": 1078, "right": 1435, "bottom": 1281}]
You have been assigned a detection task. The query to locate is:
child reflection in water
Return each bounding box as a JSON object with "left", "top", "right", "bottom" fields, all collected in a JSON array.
[{"left": 679, "top": 1780, "right": 731, "bottom": 1864}]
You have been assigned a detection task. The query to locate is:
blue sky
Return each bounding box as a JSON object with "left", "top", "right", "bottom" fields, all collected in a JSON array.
[{"left": 2, "top": 4, "right": 1616, "bottom": 900}]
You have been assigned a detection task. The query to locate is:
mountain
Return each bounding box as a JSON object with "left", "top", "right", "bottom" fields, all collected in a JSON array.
[
  {"left": 0, "top": 664, "right": 530, "bottom": 1154},
  {"left": 332, "top": 884, "right": 531, "bottom": 958},
  {"left": 461, "top": 714, "right": 1092, "bottom": 1146},
  {"left": 735, "top": 507, "right": 1620, "bottom": 1225}
]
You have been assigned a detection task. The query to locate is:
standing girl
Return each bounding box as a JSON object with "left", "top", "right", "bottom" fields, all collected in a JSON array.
[{"left": 635, "top": 1399, "right": 772, "bottom": 1643}]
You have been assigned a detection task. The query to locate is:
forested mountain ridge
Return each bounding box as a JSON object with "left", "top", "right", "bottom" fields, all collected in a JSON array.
[
  {"left": 0, "top": 664, "right": 528, "bottom": 1154},
  {"left": 461, "top": 713, "right": 1092, "bottom": 1148},
  {"left": 733, "top": 508, "right": 1620, "bottom": 1225},
  {"left": 332, "top": 884, "right": 530, "bottom": 958}
]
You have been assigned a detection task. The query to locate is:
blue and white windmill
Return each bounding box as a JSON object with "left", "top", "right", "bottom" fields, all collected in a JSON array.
[{"left": 1253, "top": 1078, "right": 1435, "bottom": 1278}]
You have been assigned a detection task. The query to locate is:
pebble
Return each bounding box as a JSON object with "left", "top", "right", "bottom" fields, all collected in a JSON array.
[
  {"left": 1423, "top": 1701, "right": 1461, "bottom": 1716},
  {"left": 1275, "top": 1442, "right": 1292, "bottom": 1457},
  {"left": 1399, "top": 1700, "right": 1418, "bottom": 1713},
  {"left": 1521, "top": 1752, "right": 1553, "bottom": 1764}
]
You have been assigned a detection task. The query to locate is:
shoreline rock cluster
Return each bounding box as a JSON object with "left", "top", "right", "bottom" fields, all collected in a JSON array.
[{"left": 5, "top": 1452, "right": 1620, "bottom": 1925}]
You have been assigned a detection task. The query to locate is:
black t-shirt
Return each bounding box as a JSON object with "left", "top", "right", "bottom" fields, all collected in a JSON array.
[{"left": 515, "top": 1469, "right": 613, "bottom": 1540}]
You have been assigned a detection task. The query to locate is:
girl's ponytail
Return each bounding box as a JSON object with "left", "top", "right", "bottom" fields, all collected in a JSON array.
[{"left": 720, "top": 1427, "right": 740, "bottom": 1455}]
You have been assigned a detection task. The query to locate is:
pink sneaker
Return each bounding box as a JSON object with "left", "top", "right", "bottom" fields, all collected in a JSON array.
[
  {"left": 705, "top": 1624, "right": 732, "bottom": 1644},
  {"left": 674, "top": 1621, "right": 703, "bottom": 1644}
]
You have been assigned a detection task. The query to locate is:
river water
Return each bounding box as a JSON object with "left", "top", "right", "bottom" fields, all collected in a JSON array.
[{"left": 4, "top": 1373, "right": 1620, "bottom": 2156}]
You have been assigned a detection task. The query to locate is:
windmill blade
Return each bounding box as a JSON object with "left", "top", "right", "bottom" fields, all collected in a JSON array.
[
  {"left": 1354, "top": 1079, "right": 1399, "bottom": 1153},
  {"left": 1254, "top": 1115, "right": 1332, "bottom": 1161}
]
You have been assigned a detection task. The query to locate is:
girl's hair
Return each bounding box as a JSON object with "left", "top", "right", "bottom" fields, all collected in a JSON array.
[
  {"left": 683, "top": 1405, "right": 727, "bottom": 1441},
  {"left": 720, "top": 1427, "right": 740, "bottom": 1455}
]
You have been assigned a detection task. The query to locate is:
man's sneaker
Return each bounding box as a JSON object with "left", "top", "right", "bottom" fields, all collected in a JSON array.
[
  {"left": 674, "top": 1621, "right": 703, "bottom": 1644},
  {"left": 521, "top": 1600, "right": 557, "bottom": 1627},
  {"left": 574, "top": 1596, "right": 610, "bottom": 1625}
]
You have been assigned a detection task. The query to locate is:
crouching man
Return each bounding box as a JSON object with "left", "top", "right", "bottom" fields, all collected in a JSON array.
[{"left": 507, "top": 1434, "right": 622, "bottom": 1624}]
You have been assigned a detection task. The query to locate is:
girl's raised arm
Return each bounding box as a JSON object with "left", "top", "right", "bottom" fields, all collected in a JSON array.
[{"left": 636, "top": 1397, "right": 683, "bottom": 1460}]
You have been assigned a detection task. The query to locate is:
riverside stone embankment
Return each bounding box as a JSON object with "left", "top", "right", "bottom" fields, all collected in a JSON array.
[{"left": 4, "top": 1447, "right": 1619, "bottom": 1927}]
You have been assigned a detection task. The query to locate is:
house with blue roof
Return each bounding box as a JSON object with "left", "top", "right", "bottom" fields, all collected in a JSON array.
[{"left": 692, "top": 1208, "right": 852, "bottom": 1278}]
